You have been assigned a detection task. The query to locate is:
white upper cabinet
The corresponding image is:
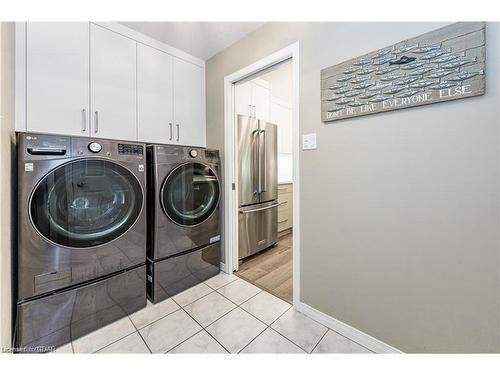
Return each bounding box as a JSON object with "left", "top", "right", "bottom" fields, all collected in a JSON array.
[
  {"left": 251, "top": 81, "right": 270, "bottom": 122},
  {"left": 137, "top": 43, "right": 174, "bottom": 144},
  {"left": 26, "top": 22, "right": 90, "bottom": 136},
  {"left": 90, "top": 24, "right": 137, "bottom": 141},
  {"left": 173, "top": 57, "right": 204, "bottom": 147},
  {"left": 234, "top": 79, "right": 270, "bottom": 121},
  {"left": 19, "top": 22, "right": 206, "bottom": 146}
]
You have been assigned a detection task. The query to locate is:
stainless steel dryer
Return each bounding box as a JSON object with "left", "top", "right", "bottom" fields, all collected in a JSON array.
[
  {"left": 146, "top": 145, "right": 221, "bottom": 303},
  {"left": 16, "top": 133, "right": 147, "bottom": 351}
]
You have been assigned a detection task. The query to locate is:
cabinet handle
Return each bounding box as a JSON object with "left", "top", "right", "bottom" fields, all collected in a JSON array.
[
  {"left": 94, "top": 111, "right": 99, "bottom": 134},
  {"left": 81, "top": 109, "right": 87, "bottom": 132},
  {"left": 278, "top": 219, "right": 289, "bottom": 224},
  {"left": 169, "top": 123, "right": 173, "bottom": 140},
  {"left": 176, "top": 124, "right": 180, "bottom": 141},
  {"left": 248, "top": 104, "right": 252, "bottom": 117}
]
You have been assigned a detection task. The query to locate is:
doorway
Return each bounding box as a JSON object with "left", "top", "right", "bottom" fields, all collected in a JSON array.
[{"left": 223, "top": 43, "right": 300, "bottom": 306}]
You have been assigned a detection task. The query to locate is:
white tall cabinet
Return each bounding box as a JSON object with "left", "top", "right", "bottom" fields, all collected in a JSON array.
[
  {"left": 137, "top": 46, "right": 204, "bottom": 147},
  {"left": 16, "top": 22, "right": 206, "bottom": 146},
  {"left": 137, "top": 44, "right": 173, "bottom": 144},
  {"left": 26, "top": 22, "right": 90, "bottom": 136},
  {"left": 172, "top": 57, "right": 204, "bottom": 147}
]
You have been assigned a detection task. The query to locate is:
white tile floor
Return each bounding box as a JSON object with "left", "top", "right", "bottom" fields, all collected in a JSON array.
[{"left": 57, "top": 273, "right": 374, "bottom": 354}]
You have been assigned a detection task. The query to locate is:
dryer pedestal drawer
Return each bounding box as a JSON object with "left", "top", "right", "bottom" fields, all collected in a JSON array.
[
  {"left": 147, "top": 242, "right": 220, "bottom": 304},
  {"left": 16, "top": 265, "right": 146, "bottom": 351}
]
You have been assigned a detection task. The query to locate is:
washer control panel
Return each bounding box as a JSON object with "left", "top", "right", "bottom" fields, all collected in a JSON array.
[
  {"left": 118, "top": 143, "right": 144, "bottom": 156},
  {"left": 88, "top": 142, "right": 102, "bottom": 153}
]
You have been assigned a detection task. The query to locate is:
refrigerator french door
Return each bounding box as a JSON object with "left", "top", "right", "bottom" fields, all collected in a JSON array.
[{"left": 237, "top": 114, "right": 278, "bottom": 259}]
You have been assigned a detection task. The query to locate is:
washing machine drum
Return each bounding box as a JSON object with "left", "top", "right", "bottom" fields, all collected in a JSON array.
[
  {"left": 30, "top": 159, "right": 143, "bottom": 248},
  {"left": 161, "top": 162, "right": 220, "bottom": 226}
]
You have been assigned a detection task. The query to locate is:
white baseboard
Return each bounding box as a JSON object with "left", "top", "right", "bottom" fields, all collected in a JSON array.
[{"left": 295, "top": 302, "right": 403, "bottom": 353}]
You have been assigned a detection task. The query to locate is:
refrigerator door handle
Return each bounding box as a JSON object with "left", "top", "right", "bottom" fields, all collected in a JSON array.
[
  {"left": 260, "top": 129, "right": 267, "bottom": 192},
  {"left": 256, "top": 128, "right": 262, "bottom": 194},
  {"left": 252, "top": 129, "right": 260, "bottom": 195},
  {"left": 239, "top": 202, "right": 280, "bottom": 214}
]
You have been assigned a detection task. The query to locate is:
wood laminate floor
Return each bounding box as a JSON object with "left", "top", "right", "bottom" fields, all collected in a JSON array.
[{"left": 236, "top": 232, "right": 293, "bottom": 303}]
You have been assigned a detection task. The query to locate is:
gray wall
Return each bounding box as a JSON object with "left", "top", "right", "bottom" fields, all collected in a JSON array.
[{"left": 205, "top": 22, "right": 500, "bottom": 353}]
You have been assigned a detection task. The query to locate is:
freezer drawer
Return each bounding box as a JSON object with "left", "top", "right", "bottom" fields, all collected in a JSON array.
[
  {"left": 16, "top": 265, "right": 146, "bottom": 352},
  {"left": 147, "top": 243, "right": 220, "bottom": 304},
  {"left": 238, "top": 200, "right": 278, "bottom": 260}
]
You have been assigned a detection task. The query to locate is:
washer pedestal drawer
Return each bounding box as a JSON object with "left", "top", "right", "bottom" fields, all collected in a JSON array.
[
  {"left": 147, "top": 242, "right": 220, "bottom": 304},
  {"left": 15, "top": 265, "right": 146, "bottom": 352}
]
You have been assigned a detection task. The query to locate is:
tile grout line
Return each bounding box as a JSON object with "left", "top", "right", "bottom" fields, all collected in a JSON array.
[
  {"left": 127, "top": 315, "right": 153, "bottom": 354},
  {"left": 309, "top": 328, "right": 329, "bottom": 354},
  {"left": 92, "top": 330, "right": 139, "bottom": 354},
  {"left": 176, "top": 302, "right": 234, "bottom": 354}
]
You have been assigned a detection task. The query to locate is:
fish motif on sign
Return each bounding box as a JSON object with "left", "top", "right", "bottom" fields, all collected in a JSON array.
[
  {"left": 369, "top": 95, "right": 393, "bottom": 103},
  {"left": 429, "top": 81, "right": 457, "bottom": 90},
  {"left": 367, "top": 82, "right": 391, "bottom": 92},
  {"left": 383, "top": 85, "right": 408, "bottom": 95},
  {"left": 329, "top": 83, "right": 346, "bottom": 90},
  {"left": 337, "top": 75, "right": 355, "bottom": 82},
  {"left": 372, "top": 47, "right": 394, "bottom": 59},
  {"left": 352, "top": 58, "right": 373, "bottom": 66},
  {"left": 421, "top": 48, "right": 452, "bottom": 60},
  {"left": 321, "top": 22, "right": 485, "bottom": 122},
  {"left": 393, "top": 76, "right": 419, "bottom": 85},
  {"left": 412, "top": 43, "right": 442, "bottom": 53},
  {"left": 334, "top": 86, "right": 353, "bottom": 95},
  {"left": 343, "top": 66, "right": 360, "bottom": 75},
  {"left": 375, "top": 66, "right": 399, "bottom": 75},
  {"left": 372, "top": 56, "right": 393, "bottom": 66},
  {"left": 350, "top": 75, "right": 371, "bottom": 84},
  {"left": 396, "top": 89, "right": 422, "bottom": 98},
  {"left": 336, "top": 97, "right": 354, "bottom": 105},
  {"left": 409, "top": 66, "right": 434, "bottom": 76},
  {"left": 447, "top": 70, "right": 484, "bottom": 82},
  {"left": 348, "top": 100, "right": 366, "bottom": 107},
  {"left": 392, "top": 44, "right": 418, "bottom": 54},
  {"left": 353, "top": 81, "right": 376, "bottom": 90},
  {"left": 389, "top": 55, "right": 416, "bottom": 65},
  {"left": 358, "top": 91, "right": 380, "bottom": 99},
  {"left": 380, "top": 73, "right": 405, "bottom": 82},
  {"left": 344, "top": 90, "right": 361, "bottom": 97},
  {"left": 400, "top": 61, "right": 426, "bottom": 70},
  {"left": 356, "top": 68, "right": 375, "bottom": 75},
  {"left": 440, "top": 57, "right": 477, "bottom": 69},
  {"left": 427, "top": 68, "right": 458, "bottom": 79},
  {"left": 409, "top": 79, "right": 438, "bottom": 89}
]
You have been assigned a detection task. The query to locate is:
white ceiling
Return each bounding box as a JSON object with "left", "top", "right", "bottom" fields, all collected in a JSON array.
[{"left": 119, "top": 22, "right": 265, "bottom": 61}]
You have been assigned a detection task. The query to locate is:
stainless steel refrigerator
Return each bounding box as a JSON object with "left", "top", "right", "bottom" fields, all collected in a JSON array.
[{"left": 238, "top": 114, "right": 278, "bottom": 260}]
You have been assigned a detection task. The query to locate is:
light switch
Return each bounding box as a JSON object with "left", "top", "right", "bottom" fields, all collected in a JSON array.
[{"left": 302, "top": 133, "right": 317, "bottom": 150}]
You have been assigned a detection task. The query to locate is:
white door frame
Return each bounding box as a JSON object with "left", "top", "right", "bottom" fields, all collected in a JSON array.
[{"left": 222, "top": 42, "right": 300, "bottom": 306}]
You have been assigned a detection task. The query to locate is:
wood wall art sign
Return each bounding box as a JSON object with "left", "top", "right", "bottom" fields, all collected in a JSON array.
[{"left": 320, "top": 22, "right": 486, "bottom": 122}]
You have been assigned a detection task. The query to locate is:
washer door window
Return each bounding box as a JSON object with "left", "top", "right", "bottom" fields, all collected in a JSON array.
[
  {"left": 161, "top": 163, "right": 220, "bottom": 226},
  {"left": 30, "top": 159, "right": 143, "bottom": 248}
]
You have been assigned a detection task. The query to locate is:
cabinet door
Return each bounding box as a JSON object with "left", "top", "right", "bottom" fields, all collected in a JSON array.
[
  {"left": 235, "top": 81, "right": 252, "bottom": 117},
  {"left": 251, "top": 81, "right": 270, "bottom": 121},
  {"left": 90, "top": 24, "right": 137, "bottom": 141},
  {"left": 26, "top": 22, "right": 89, "bottom": 136},
  {"left": 173, "top": 57, "right": 204, "bottom": 147},
  {"left": 270, "top": 100, "right": 292, "bottom": 154},
  {"left": 137, "top": 44, "right": 174, "bottom": 144}
]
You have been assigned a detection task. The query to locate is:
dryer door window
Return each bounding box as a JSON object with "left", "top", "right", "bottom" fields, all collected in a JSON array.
[
  {"left": 30, "top": 159, "right": 143, "bottom": 248},
  {"left": 161, "top": 162, "right": 220, "bottom": 226}
]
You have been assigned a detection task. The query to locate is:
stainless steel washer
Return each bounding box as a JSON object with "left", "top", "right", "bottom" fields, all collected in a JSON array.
[
  {"left": 16, "top": 132, "right": 147, "bottom": 350},
  {"left": 146, "top": 145, "right": 221, "bottom": 303}
]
